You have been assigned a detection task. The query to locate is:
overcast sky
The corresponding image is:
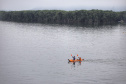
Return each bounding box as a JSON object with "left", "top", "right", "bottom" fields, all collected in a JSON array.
[{"left": 0, "top": 0, "right": 126, "bottom": 11}]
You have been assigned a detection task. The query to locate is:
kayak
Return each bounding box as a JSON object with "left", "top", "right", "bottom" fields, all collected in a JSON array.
[{"left": 68, "top": 59, "right": 84, "bottom": 62}]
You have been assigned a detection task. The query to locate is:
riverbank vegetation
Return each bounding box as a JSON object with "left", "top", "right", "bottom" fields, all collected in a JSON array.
[{"left": 0, "top": 10, "right": 126, "bottom": 25}]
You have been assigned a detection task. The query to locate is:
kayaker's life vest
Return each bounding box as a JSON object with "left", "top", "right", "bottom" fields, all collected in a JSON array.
[
  {"left": 73, "top": 57, "right": 75, "bottom": 60},
  {"left": 79, "top": 57, "right": 81, "bottom": 60}
]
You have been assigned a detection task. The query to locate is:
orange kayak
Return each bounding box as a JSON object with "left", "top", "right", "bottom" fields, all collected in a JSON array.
[{"left": 68, "top": 59, "right": 84, "bottom": 62}]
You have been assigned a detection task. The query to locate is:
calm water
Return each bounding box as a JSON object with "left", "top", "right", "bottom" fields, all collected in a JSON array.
[{"left": 0, "top": 21, "right": 126, "bottom": 84}]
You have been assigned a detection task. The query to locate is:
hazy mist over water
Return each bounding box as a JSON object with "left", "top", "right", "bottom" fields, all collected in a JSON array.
[{"left": 0, "top": 21, "right": 126, "bottom": 84}]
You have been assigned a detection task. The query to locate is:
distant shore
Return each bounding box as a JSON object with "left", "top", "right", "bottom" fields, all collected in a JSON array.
[{"left": 0, "top": 10, "right": 126, "bottom": 25}]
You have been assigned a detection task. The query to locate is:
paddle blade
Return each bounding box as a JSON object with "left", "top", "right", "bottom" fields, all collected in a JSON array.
[
  {"left": 77, "top": 54, "right": 78, "bottom": 56},
  {"left": 71, "top": 54, "right": 72, "bottom": 56}
]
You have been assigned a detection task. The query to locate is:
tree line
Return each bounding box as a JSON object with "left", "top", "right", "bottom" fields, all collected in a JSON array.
[{"left": 0, "top": 10, "right": 126, "bottom": 25}]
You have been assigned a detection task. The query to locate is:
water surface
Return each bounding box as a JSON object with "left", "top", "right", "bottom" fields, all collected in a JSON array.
[{"left": 0, "top": 21, "right": 126, "bottom": 84}]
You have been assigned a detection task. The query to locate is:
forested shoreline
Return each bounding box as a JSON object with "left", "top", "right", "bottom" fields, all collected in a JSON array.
[{"left": 0, "top": 10, "right": 126, "bottom": 25}]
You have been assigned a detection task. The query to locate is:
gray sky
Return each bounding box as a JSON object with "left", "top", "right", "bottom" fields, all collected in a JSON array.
[{"left": 0, "top": 0, "right": 126, "bottom": 11}]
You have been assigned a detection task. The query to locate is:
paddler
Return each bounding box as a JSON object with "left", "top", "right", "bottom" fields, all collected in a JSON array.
[
  {"left": 72, "top": 56, "right": 76, "bottom": 60},
  {"left": 78, "top": 57, "right": 81, "bottom": 60}
]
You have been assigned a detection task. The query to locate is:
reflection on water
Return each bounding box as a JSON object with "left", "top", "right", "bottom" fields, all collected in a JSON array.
[
  {"left": 0, "top": 21, "right": 126, "bottom": 84},
  {"left": 68, "top": 61, "right": 82, "bottom": 68}
]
